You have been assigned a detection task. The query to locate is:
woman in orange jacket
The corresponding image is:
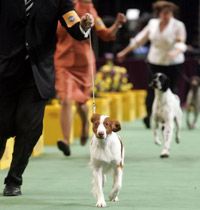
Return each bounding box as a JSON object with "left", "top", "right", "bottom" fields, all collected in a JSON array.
[{"left": 54, "top": 0, "right": 126, "bottom": 156}]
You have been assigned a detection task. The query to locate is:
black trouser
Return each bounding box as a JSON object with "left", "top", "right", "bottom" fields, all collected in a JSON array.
[
  {"left": 145, "top": 63, "right": 183, "bottom": 119},
  {"left": 0, "top": 59, "right": 46, "bottom": 186}
]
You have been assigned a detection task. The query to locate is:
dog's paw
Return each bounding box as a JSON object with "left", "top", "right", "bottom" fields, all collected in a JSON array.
[
  {"left": 109, "top": 195, "right": 119, "bottom": 202},
  {"left": 154, "top": 139, "right": 161, "bottom": 146},
  {"left": 96, "top": 200, "right": 106, "bottom": 208},
  {"left": 175, "top": 137, "right": 180, "bottom": 144},
  {"left": 109, "top": 192, "right": 119, "bottom": 202},
  {"left": 191, "top": 124, "right": 196, "bottom": 129},
  {"left": 160, "top": 149, "right": 169, "bottom": 158},
  {"left": 187, "top": 123, "right": 195, "bottom": 130}
]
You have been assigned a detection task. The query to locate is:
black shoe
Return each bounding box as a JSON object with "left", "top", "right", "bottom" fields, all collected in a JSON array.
[
  {"left": 3, "top": 185, "right": 22, "bottom": 196},
  {"left": 57, "top": 140, "right": 71, "bottom": 156},
  {"left": 143, "top": 117, "right": 150, "bottom": 129}
]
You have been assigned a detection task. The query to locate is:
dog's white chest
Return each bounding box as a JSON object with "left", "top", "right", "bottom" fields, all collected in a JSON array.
[
  {"left": 90, "top": 134, "right": 123, "bottom": 168},
  {"left": 153, "top": 99, "right": 169, "bottom": 122},
  {"left": 92, "top": 144, "right": 115, "bottom": 163},
  {"left": 153, "top": 89, "right": 179, "bottom": 122}
]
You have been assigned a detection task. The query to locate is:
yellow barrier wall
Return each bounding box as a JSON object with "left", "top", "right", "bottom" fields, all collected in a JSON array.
[
  {"left": 0, "top": 138, "right": 14, "bottom": 170},
  {"left": 43, "top": 102, "right": 75, "bottom": 145},
  {"left": 32, "top": 135, "right": 44, "bottom": 157},
  {"left": 0, "top": 135, "right": 44, "bottom": 170},
  {"left": 73, "top": 97, "right": 111, "bottom": 139},
  {"left": 134, "top": 90, "right": 147, "bottom": 119},
  {"left": 99, "top": 92, "right": 123, "bottom": 121},
  {"left": 122, "top": 91, "right": 136, "bottom": 121}
]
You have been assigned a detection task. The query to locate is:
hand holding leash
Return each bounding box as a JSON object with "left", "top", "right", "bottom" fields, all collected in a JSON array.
[{"left": 80, "top": 13, "right": 94, "bottom": 31}]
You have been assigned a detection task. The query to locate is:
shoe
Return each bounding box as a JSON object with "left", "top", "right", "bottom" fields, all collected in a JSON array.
[
  {"left": 80, "top": 136, "right": 88, "bottom": 146},
  {"left": 3, "top": 185, "right": 22, "bottom": 196},
  {"left": 143, "top": 117, "right": 150, "bottom": 129},
  {"left": 57, "top": 140, "right": 71, "bottom": 156}
]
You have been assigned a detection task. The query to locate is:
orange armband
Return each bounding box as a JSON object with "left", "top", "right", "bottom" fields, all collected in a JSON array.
[{"left": 62, "top": 10, "right": 80, "bottom": 28}]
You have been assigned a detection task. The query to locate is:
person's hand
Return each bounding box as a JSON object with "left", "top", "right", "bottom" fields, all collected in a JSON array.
[
  {"left": 168, "top": 49, "right": 180, "bottom": 60},
  {"left": 116, "top": 51, "right": 126, "bottom": 63},
  {"left": 116, "top": 13, "right": 127, "bottom": 27},
  {"left": 80, "top": 13, "right": 94, "bottom": 31}
]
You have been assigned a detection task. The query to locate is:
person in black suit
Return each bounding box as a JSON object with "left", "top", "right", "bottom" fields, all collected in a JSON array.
[{"left": 0, "top": 0, "right": 94, "bottom": 196}]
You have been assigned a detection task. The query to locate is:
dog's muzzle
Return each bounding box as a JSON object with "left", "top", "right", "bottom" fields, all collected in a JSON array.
[
  {"left": 97, "top": 131, "right": 105, "bottom": 139},
  {"left": 149, "top": 80, "right": 157, "bottom": 88}
]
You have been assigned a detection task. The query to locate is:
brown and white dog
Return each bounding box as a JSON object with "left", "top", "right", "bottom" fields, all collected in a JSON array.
[
  {"left": 90, "top": 114, "right": 124, "bottom": 208},
  {"left": 186, "top": 76, "right": 200, "bottom": 129}
]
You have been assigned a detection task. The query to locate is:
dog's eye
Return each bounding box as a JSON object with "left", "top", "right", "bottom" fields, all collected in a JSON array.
[
  {"left": 104, "top": 122, "right": 109, "bottom": 126},
  {"left": 94, "top": 122, "right": 99, "bottom": 127}
]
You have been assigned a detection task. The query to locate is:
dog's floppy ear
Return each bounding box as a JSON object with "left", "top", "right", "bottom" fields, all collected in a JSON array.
[
  {"left": 91, "top": 114, "right": 100, "bottom": 123},
  {"left": 112, "top": 120, "right": 121, "bottom": 132}
]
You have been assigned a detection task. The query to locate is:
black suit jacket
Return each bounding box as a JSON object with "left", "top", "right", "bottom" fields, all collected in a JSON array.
[{"left": 0, "top": 0, "right": 87, "bottom": 99}]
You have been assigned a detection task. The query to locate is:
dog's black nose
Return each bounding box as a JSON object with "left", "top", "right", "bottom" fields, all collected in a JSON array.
[{"left": 97, "top": 132, "right": 104, "bottom": 138}]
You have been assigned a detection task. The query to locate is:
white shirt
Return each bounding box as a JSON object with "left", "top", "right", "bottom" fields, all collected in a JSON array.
[{"left": 131, "top": 17, "right": 187, "bottom": 65}]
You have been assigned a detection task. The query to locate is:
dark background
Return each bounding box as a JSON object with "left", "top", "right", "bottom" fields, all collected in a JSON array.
[{"left": 92, "top": 0, "right": 200, "bottom": 57}]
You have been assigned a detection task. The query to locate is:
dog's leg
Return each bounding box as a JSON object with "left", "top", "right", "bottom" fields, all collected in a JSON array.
[
  {"left": 186, "top": 91, "right": 198, "bottom": 129},
  {"left": 186, "top": 107, "right": 192, "bottom": 129},
  {"left": 174, "top": 109, "right": 182, "bottom": 144},
  {"left": 186, "top": 91, "right": 194, "bottom": 129},
  {"left": 109, "top": 166, "right": 123, "bottom": 202},
  {"left": 193, "top": 106, "right": 199, "bottom": 128},
  {"left": 152, "top": 118, "right": 161, "bottom": 145},
  {"left": 174, "top": 117, "right": 180, "bottom": 144},
  {"left": 161, "top": 122, "right": 174, "bottom": 158},
  {"left": 186, "top": 105, "right": 197, "bottom": 129},
  {"left": 92, "top": 168, "right": 106, "bottom": 208},
  {"left": 102, "top": 174, "right": 106, "bottom": 188}
]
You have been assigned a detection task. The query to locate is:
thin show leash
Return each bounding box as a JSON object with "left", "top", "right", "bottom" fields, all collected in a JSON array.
[
  {"left": 87, "top": 15, "right": 122, "bottom": 114},
  {"left": 89, "top": 31, "right": 96, "bottom": 114}
]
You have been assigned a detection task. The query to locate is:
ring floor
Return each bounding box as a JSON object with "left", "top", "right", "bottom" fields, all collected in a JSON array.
[{"left": 0, "top": 119, "right": 200, "bottom": 210}]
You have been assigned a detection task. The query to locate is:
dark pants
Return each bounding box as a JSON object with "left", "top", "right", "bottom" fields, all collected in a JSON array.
[
  {"left": 0, "top": 59, "right": 46, "bottom": 186},
  {"left": 145, "top": 63, "right": 183, "bottom": 119}
]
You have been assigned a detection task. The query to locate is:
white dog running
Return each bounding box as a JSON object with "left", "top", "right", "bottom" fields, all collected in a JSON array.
[
  {"left": 150, "top": 73, "right": 182, "bottom": 158},
  {"left": 90, "top": 114, "right": 124, "bottom": 208}
]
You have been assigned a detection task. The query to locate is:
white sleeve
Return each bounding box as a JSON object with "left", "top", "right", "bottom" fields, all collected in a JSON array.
[
  {"left": 130, "top": 24, "right": 149, "bottom": 47},
  {"left": 174, "top": 22, "right": 187, "bottom": 52}
]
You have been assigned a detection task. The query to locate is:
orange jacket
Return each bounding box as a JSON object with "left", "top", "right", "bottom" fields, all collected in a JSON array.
[{"left": 54, "top": 1, "right": 116, "bottom": 69}]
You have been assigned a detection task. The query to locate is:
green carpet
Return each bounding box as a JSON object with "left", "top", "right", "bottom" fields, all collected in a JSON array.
[{"left": 0, "top": 119, "right": 200, "bottom": 210}]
